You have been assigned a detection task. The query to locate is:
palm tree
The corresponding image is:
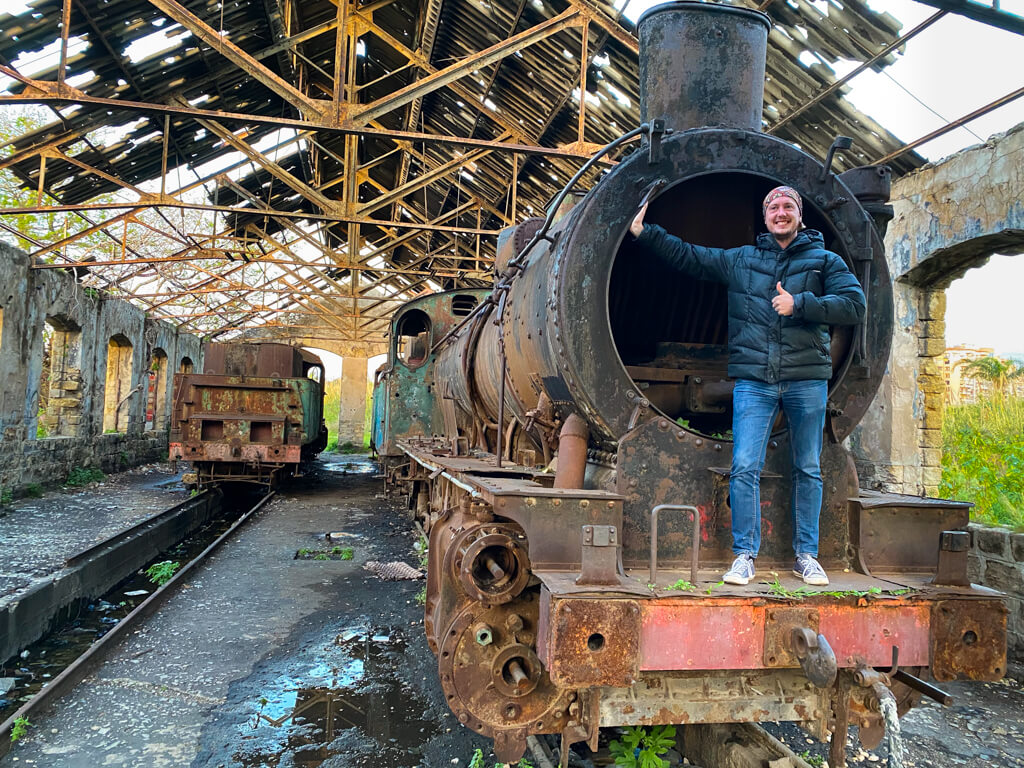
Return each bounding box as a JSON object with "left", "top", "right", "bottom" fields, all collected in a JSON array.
[{"left": 962, "top": 356, "right": 1024, "bottom": 399}]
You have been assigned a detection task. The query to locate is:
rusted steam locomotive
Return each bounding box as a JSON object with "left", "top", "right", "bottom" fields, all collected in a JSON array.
[
  {"left": 375, "top": 4, "right": 1006, "bottom": 764},
  {"left": 170, "top": 342, "right": 329, "bottom": 487}
]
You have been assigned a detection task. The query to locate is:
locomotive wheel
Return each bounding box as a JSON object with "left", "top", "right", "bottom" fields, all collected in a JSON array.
[{"left": 437, "top": 591, "right": 573, "bottom": 763}]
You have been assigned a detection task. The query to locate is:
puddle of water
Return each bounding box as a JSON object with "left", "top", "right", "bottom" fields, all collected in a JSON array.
[
  {"left": 320, "top": 456, "right": 378, "bottom": 475},
  {"left": 233, "top": 630, "right": 437, "bottom": 767}
]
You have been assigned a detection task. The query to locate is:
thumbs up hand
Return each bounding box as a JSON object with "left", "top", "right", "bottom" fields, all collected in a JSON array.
[{"left": 772, "top": 282, "right": 794, "bottom": 316}]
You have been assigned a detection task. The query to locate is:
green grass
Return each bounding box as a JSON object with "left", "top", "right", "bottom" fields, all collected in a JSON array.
[
  {"left": 145, "top": 560, "right": 180, "bottom": 586},
  {"left": 65, "top": 466, "right": 105, "bottom": 487},
  {"left": 940, "top": 396, "right": 1024, "bottom": 528},
  {"left": 10, "top": 716, "right": 31, "bottom": 743}
]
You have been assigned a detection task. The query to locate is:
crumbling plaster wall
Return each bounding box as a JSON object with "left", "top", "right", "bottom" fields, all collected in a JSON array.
[
  {"left": 852, "top": 121, "right": 1024, "bottom": 495},
  {"left": 0, "top": 242, "right": 202, "bottom": 496}
]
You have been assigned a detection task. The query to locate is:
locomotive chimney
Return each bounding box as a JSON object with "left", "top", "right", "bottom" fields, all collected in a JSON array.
[{"left": 638, "top": 2, "right": 771, "bottom": 133}]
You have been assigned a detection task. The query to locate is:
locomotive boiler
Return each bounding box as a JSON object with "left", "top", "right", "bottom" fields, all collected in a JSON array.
[{"left": 375, "top": 4, "right": 1006, "bottom": 764}]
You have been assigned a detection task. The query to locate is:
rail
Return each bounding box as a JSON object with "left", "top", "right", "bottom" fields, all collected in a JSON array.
[{"left": 0, "top": 491, "right": 275, "bottom": 757}]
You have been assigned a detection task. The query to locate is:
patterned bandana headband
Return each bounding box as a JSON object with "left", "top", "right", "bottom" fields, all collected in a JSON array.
[{"left": 762, "top": 186, "right": 803, "bottom": 216}]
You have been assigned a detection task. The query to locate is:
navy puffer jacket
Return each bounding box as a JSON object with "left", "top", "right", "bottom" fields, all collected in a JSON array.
[{"left": 636, "top": 224, "right": 866, "bottom": 383}]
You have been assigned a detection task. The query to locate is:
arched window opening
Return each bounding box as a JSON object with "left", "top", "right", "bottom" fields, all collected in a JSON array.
[
  {"left": 179, "top": 356, "right": 194, "bottom": 374},
  {"left": 146, "top": 348, "right": 169, "bottom": 431},
  {"left": 103, "top": 335, "right": 134, "bottom": 433},
  {"left": 40, "top": 316, "right": 83, "bottom": 438},
  {"left": 396, "top": 309, "right": 431, "bottom": 367}
]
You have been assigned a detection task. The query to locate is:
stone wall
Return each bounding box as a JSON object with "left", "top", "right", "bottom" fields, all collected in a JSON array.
[
  {"left": 852, "top": 120, "right": 1024, "bottom": 495},
  {"left": 969, "top": 523, "right": 1024, "bottom": 662},
  {"left": 0, "top": 242, "right": 202, "bottom": 497}
]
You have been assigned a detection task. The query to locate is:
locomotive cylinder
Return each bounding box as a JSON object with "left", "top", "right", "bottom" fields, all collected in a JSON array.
[{"left": 638, "top": 2, "right": 771, "bottom": 132}]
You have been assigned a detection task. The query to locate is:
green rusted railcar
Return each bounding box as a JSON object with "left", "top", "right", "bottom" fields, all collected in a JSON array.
[{"left": 170, "top": 343, "right": 328, "bottom": 487}]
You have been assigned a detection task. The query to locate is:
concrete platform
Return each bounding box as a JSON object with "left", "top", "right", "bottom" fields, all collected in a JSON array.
[{"left": 0, "top": 464, "right": 198, "bottom": 662}]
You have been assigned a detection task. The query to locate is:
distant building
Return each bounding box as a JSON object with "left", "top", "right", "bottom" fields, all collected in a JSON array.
[{"left": 941, "top": 345, "right": 1024, "bottom": 404}]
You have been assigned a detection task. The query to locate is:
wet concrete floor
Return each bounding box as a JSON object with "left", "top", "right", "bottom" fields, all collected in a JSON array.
[
  {"left": 1, "top": 453, "right": 490, "bottom": 767},
  {"left": 3, "top": 454, "right": 1023, "bottom": 767}
]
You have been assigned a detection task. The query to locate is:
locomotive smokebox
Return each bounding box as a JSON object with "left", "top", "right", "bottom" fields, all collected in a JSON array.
[{"left": 638, "top": 2, "right": 771, "bottom": 132}]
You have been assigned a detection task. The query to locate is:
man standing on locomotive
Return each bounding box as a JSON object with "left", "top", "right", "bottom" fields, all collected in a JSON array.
[{"left": 629, "top": 186, "right": 866, "bottom": 587}]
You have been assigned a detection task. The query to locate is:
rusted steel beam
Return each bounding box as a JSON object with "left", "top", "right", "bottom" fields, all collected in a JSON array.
[
  {"left": 57, "top": 0, "right": 73, "bottom": 85},
  {"left": 0, "top": 90, "right": 600, "bottom": 159},
  {"left": 350, "top": 7, "right": 581, "bottom": 125},
  {"left": 142, "top": 0, "right": 328, "bottom": 119},
  {"left": 251, "top": 19, "right": 339, "bottom": 62},
  {"left": 186, "top": 113, "right": 336, "bottom": 211},
  {"left": 358, "top": 142, "right": 501, "bottom": 216},
  {"left": 875, "top": 83, "right": 1024, "bottom": 165},
  {"left": 0, "top": 200, "right": 501, "bottom": 234}
]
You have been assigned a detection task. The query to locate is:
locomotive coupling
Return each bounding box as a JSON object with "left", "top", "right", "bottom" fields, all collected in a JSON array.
[{"left": 791, "top": 627, "right": 838, "bottom": 688}]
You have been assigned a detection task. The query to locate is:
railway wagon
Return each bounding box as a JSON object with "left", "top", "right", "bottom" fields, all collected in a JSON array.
[
  {"left": 375, "top": 4, "right": 1007, "bottom": 765},
  {"left": 170, "top": 343, "right": 329, "bottom": 487}
]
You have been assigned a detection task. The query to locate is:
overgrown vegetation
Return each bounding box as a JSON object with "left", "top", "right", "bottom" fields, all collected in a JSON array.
[
  {"left": 65, "top": 466, "right": 106, "bottom": 487},
  {"left": 609, "top": 725, "right": 677, "bottom": 768},
  {"left": 467, "top": 747, "right": 533, "bottom": 768},
  {"left": 941, "top": 395, "right": 1024, "bottom": 528},
  {"left": 10, "top": 716, "right": 31, "bottom": 743},
  {"left": 663, "top": 579, "right": 695, "bottom": 592},
  {"left": 145, "top": 560, "right": 181, "bottom": 586},
  {"left": 25, "top": 483, "right": 43, "bottom": 498}
]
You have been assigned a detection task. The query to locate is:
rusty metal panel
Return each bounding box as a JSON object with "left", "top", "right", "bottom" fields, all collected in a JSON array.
[
  {"left": 202, "top": 343, "right": 303, "bottom": 377},
  {"left": 849, "top": 491, "right": 970, "bottom": 575},
  {"left": 544, "top": 597, "right": 640, "bottom": 688},
  {"left": 930, "top": 599, "right": 1007, "bottom": 682},
  {"left": 639, "top": 601, "right": 932, "bottom": 671},
  {"left": 597, "top": 671, "right": 827, "bottom": 727},
  {"left": 641, "top": 602, "right": 763, "bottom": 670},
  {"left": 819, "top": 603, "right": 930, "bottom": 667},
  {"left": 763, "top": 607, "right": 820, "bottom": 668}
]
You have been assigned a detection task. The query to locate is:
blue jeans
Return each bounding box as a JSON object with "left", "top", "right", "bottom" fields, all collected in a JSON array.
[{"left": 730, "top": 379, "right": 828, "bottom": 558}]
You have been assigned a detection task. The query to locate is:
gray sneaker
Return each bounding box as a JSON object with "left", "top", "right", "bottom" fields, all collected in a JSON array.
[
  {"left": 723, "top": 554, "right": 755, "bottom": 585},
  {"left": 793, "top": 554, "right": 829, "bottom": 586}
]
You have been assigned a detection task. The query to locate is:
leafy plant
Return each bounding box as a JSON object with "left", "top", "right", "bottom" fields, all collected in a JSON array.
[
  {"left": 415, "top": 585, "right": 427, "bottom": 605},
  {"left": 940, "top": 396, "right": 1024, "bottom": 527},
  {"left": 414, "top": 533, "right": 429, "bottom": 569},
  {"left": 705, "top": 580, "right": 725, "bottom": 594},
  {"left": 469, "top": 748, "right": 486, "bottom": 768},
  {"left": 66, "top": 466, "right": 105, "bottom": 487},
  {"left": 314, "top": 553, "right": 330, "bottom": 561},
  {"left": 339, "top": 547, "right": 354, "bottom": 560},
  {"left": 0, "top": 488, "right": 12, "bottom": 505},
  {"left": 145, "top": 560, "right": 180, "bottom": 586},
  {"left": 25, "top": 483, "right": 43, "bottom": 498},
  {"left": 609, "top": 725, "right": 677, "bottom": 768},
  {"left": 10, "top": 716, "right": 31, "bottom": 743},
  {"left": 298, "top": 548, "right": 312, "bottom": 557},
  {"left": 663, "top": 579, "right": 695, "bottom": 592},
  {"left": 800, "top": 750, "right": 825, "bottom": 767}
]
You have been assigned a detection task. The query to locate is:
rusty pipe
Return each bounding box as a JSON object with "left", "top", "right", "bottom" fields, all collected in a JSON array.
[
  {"left": 553, "top": 413, "right": 589, "bottom": 489},
  {"left": 649, "top": 504, "right": 700, "bottom": 586}
]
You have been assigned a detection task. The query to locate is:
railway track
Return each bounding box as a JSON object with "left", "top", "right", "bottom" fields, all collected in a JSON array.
[{"left": 0, "top": 490, "right": 274, "bottom": 758}]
